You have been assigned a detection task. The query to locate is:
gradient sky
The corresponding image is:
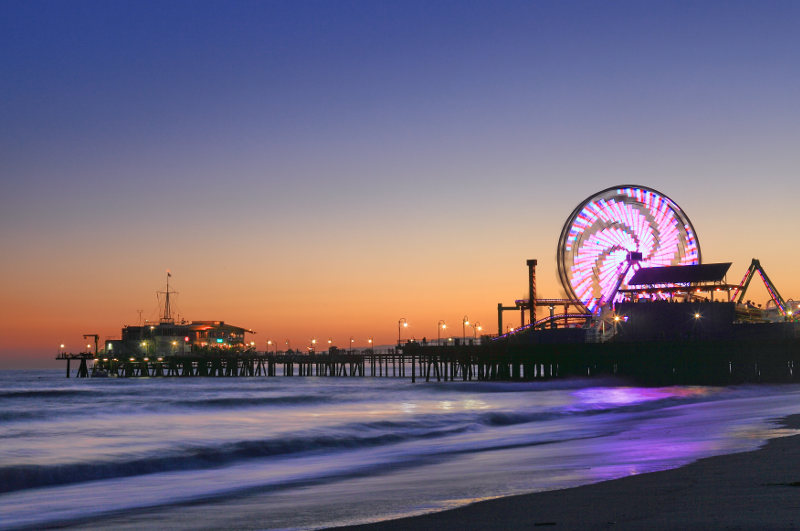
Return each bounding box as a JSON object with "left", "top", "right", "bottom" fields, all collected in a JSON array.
[{"left": 2, "top": 1, "right": 799, "bottom": 368}]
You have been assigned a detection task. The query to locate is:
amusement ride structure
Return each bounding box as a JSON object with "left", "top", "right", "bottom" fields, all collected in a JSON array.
[
  {"left": 498, "top": 184, "right": 795, "bottom": 339},
  {"left": 558, "top": 185, "right": 700, "bottom": 313}
]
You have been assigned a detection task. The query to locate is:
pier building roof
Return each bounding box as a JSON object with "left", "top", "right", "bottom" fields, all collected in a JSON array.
[{"left": 628, "top": 263, "right": 732, "bottom": 286}]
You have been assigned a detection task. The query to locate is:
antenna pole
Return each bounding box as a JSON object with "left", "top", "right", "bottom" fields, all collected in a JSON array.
[
  {"left": 165, "top": 271, "right": 170, "bottom": 322},
  {"left": 160, "top": 271, "right": 175, "bottom": 324}
]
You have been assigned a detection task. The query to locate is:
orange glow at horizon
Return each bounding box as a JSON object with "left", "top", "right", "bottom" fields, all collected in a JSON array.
[{"left": 2, "top": 235, "right": 797, "bottom": 369}]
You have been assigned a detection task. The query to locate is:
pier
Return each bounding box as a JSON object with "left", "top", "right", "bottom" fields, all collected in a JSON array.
[{"left": 58, "top": 333, "right": 800, "bottom": 385}]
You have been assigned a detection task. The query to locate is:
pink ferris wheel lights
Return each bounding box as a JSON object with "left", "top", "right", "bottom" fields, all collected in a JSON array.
[{"left": 557, "top": 185, "right": 701, "bottom": 314}]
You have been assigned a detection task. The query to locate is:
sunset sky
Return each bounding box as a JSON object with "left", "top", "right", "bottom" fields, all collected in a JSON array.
[{"left": 2, "top": 1, "right": 799, "bottom": 368}]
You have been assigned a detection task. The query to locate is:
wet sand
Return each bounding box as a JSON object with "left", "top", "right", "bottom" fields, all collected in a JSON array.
[{"left": 346, "top": 415, "right": 800, "bottom": 530}]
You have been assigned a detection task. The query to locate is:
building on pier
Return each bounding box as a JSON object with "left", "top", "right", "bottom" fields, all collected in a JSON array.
[
  {"left": 107, "top": 320, "right": 252, "bottom": 357},
  {"left": 104, "top": 273, "right": 254, "bottom": 358}
]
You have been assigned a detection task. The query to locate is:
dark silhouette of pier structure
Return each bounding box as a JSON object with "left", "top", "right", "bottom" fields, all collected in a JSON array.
[{"left": 58, "top": 331, "right": 800, "bottom": 385}]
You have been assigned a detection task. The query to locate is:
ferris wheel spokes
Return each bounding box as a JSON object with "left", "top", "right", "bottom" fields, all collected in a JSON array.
[{"left": 557, "top": 185, "right": 700, "bottom": 314}]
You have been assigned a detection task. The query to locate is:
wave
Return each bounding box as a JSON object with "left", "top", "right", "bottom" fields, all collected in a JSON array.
[
  {"left": 171, "top": 394, "right": 328, "bottom": 409},
  {"left": 0, "top": 389, "right": 95, "bottom": 399},
  {"left": 0, "top": 409, "right": 53, "bottom": 422},
  {"left": 0, "top": 420, "right": 473, "bottom": 494},
  {"left": 430, "top": 376, "right": 628, "bottom": 393},
  {"left": 0, "top": 390, "right": 710, "bottom": 495}
]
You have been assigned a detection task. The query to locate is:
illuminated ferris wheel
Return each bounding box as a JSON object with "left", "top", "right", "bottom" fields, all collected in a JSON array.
[{"left": 557, "top": 185, "right": 701, "bottom": 314}]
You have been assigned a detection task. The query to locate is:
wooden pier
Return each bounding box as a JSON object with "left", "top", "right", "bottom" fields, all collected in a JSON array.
[
  {"left": 57, "top": 336, "right": 800, "bottom": 385},
  {"left": 56, "top": 353, "right": 94, "bottom": 378}
]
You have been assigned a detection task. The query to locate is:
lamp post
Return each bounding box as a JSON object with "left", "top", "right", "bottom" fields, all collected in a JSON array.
[
  {"left": 398, "top": 318, "right": 408, "bottom": 344},
  {"left": 462, "top": 315, "right": 469, "bottom": 342},
  {"left": 59, "top": 343, "right": 65, "bottom": 356},
  {"left": 285, "top": 339, "right": 290, "bottom": 353},
  {"left": 438, "top": 320, "right": 446, "bottom": 345},
  {"left": 472, "top": 322, "right": 482, "bottom": 338},
  {"left": 349, "top": 336, "right": 354, "bottom": 353},
  {"left": 368, "top": 337, "right": 374, "bottom": 352}
]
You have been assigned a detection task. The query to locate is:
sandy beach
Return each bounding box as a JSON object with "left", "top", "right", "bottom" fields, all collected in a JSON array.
[{"left": 347, "top": 415, "right": 800, "bottom": 530}]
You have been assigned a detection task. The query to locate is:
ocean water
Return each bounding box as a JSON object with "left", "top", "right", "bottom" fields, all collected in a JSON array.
[{"left": 2, "top": 370, "right": 800, "bottom": 530}]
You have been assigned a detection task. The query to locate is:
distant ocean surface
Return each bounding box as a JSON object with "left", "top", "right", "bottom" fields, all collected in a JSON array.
[{"left": 3, "top": 369, "right": 800, "bottom": 530}]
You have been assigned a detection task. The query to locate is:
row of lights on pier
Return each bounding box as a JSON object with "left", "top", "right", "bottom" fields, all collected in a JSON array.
[
  {"left": 399, "top": 316, "right": 482, "bottom": 344},
  {"left": 263, "top": 337, "right": 371, "bottom": 353},
  {"left": 59, "top": 301, "right": 800, "bottom": 355},
  {"left": 259, "top": 317, "right": 484, "bottom": 354}
]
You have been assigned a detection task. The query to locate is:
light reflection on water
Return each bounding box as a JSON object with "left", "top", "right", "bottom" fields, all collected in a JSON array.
[
  {"left": 1, "top": 371, "right": 800, "bottom": 530},
  {"left": 571, "top": 385, "right": 713, "bottom": 408}
]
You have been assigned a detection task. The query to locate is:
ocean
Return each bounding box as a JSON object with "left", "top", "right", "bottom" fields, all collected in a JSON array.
[{"left": 2, "top": 369, "right": 800, "bottom": 530}]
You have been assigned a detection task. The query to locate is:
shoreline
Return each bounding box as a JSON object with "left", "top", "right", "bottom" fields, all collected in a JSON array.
[{"left": 345, "top": 414, "right": 800, "bottom": 530}]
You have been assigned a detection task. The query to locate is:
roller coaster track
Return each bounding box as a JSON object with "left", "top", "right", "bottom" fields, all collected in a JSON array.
[
  {"left": 514, "top": 298, "right": 584, "bottom": 308},
  {"left": 495, "top": 312, "right": 593, "bottom": 340}
]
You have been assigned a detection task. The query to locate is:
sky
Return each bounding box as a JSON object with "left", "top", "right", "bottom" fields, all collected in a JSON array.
[{"left": 2, "top": 1, "right": 799, "bottom": 368}]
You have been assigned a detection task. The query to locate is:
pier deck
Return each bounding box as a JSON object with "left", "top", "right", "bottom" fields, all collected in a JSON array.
[{"left": 58, "top": 338, "right": 800, "bottom": 385}]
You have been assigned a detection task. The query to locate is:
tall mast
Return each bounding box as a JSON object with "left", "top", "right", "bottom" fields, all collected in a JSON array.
[{"left": 160, "top": 270, "right": 176, "bottom": 324}]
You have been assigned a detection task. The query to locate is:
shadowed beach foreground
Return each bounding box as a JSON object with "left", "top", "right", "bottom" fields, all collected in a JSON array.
[{"left": 347, "top": 415, "right": 800, "bottom": 530}]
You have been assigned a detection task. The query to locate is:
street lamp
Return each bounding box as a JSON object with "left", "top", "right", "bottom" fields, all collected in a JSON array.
[
  {"left": 398, "top": 318, "right": 408, "bottom": 344},
  {"left": 472, "top": 322, "right": 482, "bottom": 338},
  {"left": 268, "top": 339, "right": 278, "bottom": 354},
  {"left": 438, "top": 320, "right": 446, "bottom": 344},
  {"left": 462, "top": 315, "right": 469, "bottom": 342},
  {"left": 59, "top": 343, "right": 65, "bottom": 355},
  {"left": 349, "top": 336, "right": 354, "bottom": 352},
  {"left": 285, "top": 339, "right": 290, "bottom": 352},
  {"left": 368, "top": 337, "right": 374, "bottom": 352},
  {"left": 311, "top": 338, "right": 317, "bottom": 352}
]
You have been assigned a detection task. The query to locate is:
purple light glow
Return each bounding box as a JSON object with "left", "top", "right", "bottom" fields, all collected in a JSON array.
[{"left": 571, "top": 386, "right": 711, "bottom": 409}]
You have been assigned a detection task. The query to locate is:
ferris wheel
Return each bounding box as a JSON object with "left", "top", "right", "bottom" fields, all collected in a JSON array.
[{"left": 557, "top": 185, "right": 701, "bottom": 314}]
